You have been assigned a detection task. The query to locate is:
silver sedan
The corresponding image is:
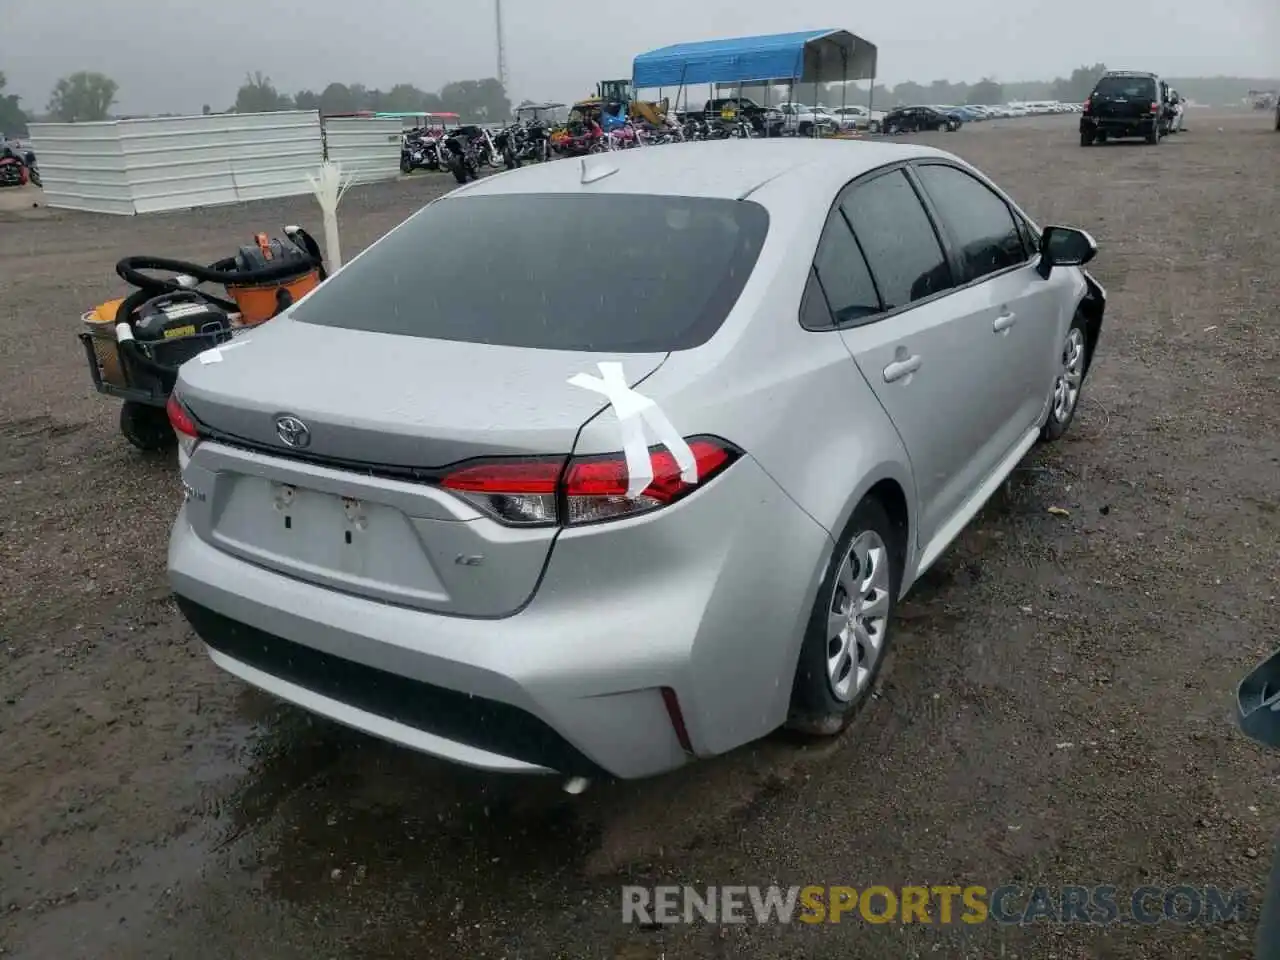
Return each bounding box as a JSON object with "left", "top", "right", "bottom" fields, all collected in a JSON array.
[{"left": 167, "top": 139, "right": 1106, "bottom": 782}]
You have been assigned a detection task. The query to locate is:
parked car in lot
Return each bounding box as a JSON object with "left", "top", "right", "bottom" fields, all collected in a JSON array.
[
  {"left": 777, "top": 102, "right": 836, "bottom": 137},
  {"left": 883, "top": 105, "right": 961, "bottom": 134},
  {"left": 167, "top": 139, "right": 1106, "bottom": 783},
  {"left": 1080, "top": 70, "right": 1172, "bottom": 145},
  {"left": 830, "top": 104, "right": 885, "bottom": 132}
]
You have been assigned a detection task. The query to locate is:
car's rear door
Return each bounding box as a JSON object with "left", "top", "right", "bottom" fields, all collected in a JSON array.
[
  {"left": 910, "top": 161, "right": 1076, "bottom": 441},
  {"left": 829, "top": 167, "right": 1010, "bottom": 551}
]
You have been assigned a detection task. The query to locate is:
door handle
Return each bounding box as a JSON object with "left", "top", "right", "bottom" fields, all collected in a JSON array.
[
  {"left": 993, "top": 311, "right": 1017, "bottom": 333},
  {"left": 883, "top": 354, "right": 922, "bottom": 383}
]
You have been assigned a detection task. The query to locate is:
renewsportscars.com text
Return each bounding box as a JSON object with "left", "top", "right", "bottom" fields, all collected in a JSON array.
[{"left": 622, "top": 884, "right": 1250, "bottom": 926}]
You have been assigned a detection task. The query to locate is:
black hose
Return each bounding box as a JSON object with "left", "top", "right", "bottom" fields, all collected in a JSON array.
[
  {"left": 114, "top": 228, "right": 326, "bottom": 307},
  {"left": 109, "top": 228, "right": 327, "bottom": 381}
]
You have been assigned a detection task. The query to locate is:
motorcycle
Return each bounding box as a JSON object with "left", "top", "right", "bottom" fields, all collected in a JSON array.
[
  {"left": 493, "top": 120, "right": 554, "bottom": 169},
  {"left": 441, "top": 125, "right": 499, "bottom": 184},
  {"left": 400, "top": 129, "right": 445, "bottom": 174},
  {"left": 550, "top": 121, "right": 605, "bottom": 158},
  {"left": 0, "top": 144, "right": 39, "bottom": 188}
]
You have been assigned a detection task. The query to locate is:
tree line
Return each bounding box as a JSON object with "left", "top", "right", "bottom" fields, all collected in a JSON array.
[
  {"left": 3, "top": 65, "right": 1278, "bottom": 136},
  {"left": 0, "top": 69, "right": 512, "bottom": 133},
  {"left": 230, "top": 72, "right": 511, "bottom": 122}
]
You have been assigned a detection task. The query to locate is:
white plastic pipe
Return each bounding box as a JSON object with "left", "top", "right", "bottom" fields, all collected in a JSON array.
[{"left": 305, "top": 161, "right": 353, "bottom": 271}]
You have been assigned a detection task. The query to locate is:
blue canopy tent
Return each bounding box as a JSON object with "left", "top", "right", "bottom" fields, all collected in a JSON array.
[{"left": 631, "top": 29, "right": 879, "bottom": 126}]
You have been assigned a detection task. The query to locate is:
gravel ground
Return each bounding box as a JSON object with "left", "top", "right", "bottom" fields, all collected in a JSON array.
[{"left": 1, "top": 112, "right": 1278, "bottom": 959}]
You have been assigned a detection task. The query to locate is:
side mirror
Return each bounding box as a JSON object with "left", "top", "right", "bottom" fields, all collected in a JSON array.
[
  {"left": 1239, "top": 650, "right": 1280, "bottom": 749},
  {"left": 1037, "top": 225, "right": 1097, "bottom": 277}
]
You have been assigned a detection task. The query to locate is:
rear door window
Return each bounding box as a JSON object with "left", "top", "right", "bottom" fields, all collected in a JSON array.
[
  {"left": 913, "top": 164, "right": 1029, "bottom": 282},
  {"left": 840, "top": 170, "right": 953, "bottom": 310},
  {"left": 810, "top": 209, "right": 882, "bottom": 327},
  {"left": 292, "top": 194, "right": 769, "bottom": 352}
]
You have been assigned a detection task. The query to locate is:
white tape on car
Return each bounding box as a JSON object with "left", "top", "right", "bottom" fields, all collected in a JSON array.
[
  {"left": 568, "top": 361, "right": 697, "bottom": 499},
  {"left": 198, "top": 339, "right": 250, "bottom": 364}
]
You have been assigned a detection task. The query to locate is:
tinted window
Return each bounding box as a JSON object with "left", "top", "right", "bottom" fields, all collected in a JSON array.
[
  {"left": 1093, "top": 76, "right": 1157, "bottom": 99},
  {"left": 292, "top": 194, "right": 769, "bottom": 352},
  {"left": 914, "top": 164, "right": 1028, "bottom": 282},
  {"left": 841, "top": 170, "right": 952, "bottom": 310},
  {"left": 811, "top": 209, "right": 881, "bottom": 326}
]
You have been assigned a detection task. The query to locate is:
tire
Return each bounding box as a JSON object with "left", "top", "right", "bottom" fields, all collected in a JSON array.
[
  {"left": 28, "top": 168, "right": 40, "bottom": 187},
  {"left": 120, "top": 401, "right": 175, "bottom": 452},
  {"left": 788, "top": 495, "right": 903, "bottom": 736},
  {"left": 1040, "top": 312, "right": 1089, "bottom": 443},
  {"left": 448, "top": 156, "right": 467, "bottom": 185},
  {"left": 1146, "top": 122, "right": 1160, "bottom": 144},
  {"left": 1080, "top": 130, "right": 1093, "bottom": 146},
  {"left": 400, "top": 156, "right": 412, "bottom": 174},
  {"left": 798, "top": 122, "right": 813, "bottom": 138},
  {"left": 503, "top": 147, "right": 517, "bottom": 170}
]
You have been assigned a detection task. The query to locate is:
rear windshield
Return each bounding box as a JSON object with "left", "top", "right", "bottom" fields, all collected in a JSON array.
[
  {"left": 1093, "top": 76, "right": 1157, "bottom": 99},
  {"left": 292, "top": 193, "right": 768, "bottom": 352}
]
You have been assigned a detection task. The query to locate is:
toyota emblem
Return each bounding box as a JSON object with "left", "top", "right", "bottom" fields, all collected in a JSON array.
[{"left": 275, "top": 415, "right": 311, "bottom": 448}]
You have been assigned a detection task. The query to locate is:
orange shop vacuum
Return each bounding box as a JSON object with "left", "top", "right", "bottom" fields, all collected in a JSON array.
[{"left": 78, "top": 226, "right": 327, "bottom": 451}]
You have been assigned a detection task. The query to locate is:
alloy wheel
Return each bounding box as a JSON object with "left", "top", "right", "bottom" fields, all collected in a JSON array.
[
  {"left": 1053, "top": 327, "right": 1086, "bottom": 424},
  {"left": 826, "top": 530, "right": 891, "bottom": 702}
]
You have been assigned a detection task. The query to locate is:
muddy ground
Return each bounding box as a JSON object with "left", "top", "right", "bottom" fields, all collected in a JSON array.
[{"left": 1, "top": 112, "right": 1278, "bottom": 959}]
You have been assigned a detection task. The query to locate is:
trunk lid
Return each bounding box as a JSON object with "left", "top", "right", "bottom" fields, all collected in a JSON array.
[{"left": 176, "top": 317, "right": 667, "bottom": 617}]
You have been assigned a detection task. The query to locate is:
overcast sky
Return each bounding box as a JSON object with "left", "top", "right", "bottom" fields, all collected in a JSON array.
[{"left": 2, "top": 0, "right": 1277, "bottom": 114}]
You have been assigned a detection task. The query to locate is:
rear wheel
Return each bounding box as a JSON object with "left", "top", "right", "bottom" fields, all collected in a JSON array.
[
  {"left": 788, "top": 496, "right": 902, "bottom": 736},
  {"left": 448, "top": 155, "right": 468, "bottom": 185},
  {"left": 1080, "top": 130, "right": 1094, "bottom": 146},
  {"left": 1146, "top": 122, "right": 1161, "bottom": 144},
  {"left": 120, "top": 402, "right": 175, "bottom": 452}
]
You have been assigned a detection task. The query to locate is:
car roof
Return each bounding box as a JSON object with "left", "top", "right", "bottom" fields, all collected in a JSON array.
[
  {"left": 447, "top": 139, "right": 957, "bottom": 203},
  {"left": 1101, "top": 71, "right": 1157, "bottom": 78}
]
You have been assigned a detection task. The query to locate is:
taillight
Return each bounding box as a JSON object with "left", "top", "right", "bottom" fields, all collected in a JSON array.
[
  {"left": 1149, "top": 102, "right": 1160, "bottom": 114},
  {"left": 440, "top": 436, "right": 740, "bottom": 527},
  {"left": 166, "top": 393, "right": 200, "bottom": 466},
  {"left": 1082, "top": 97, "right": 1091, "bottom": 113}
]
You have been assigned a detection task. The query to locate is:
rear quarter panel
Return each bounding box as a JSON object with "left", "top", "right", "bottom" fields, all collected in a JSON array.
[{"left": 575, "top": 184, "right": 918, "bottom": 575}]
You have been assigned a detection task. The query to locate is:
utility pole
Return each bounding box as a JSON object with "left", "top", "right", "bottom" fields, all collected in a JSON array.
[{"left": 495, "top": 0, "right": 509, "bottom": 95}]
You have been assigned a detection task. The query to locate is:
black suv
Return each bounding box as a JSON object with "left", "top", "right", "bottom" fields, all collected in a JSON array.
[{"left": 1080, "top": 71, "right": 1174, "bottom": 145}]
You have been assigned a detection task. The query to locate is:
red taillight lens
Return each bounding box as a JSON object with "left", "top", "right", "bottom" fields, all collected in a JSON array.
[
  {"left": 440, "top": 459, "right": 561, "bottom": 525},
  {"left": 439, "top": 437, "right": 740, "bottom": 527},
  {"left": 1150, "top": 102, "right": 1160, "bottom": 114},
  {"left": 166, "top": 393, "right": 200, "bottom": 464},
  {"left": 166, "top": 393, "right": 198, "bottom": 438},
  {"left": 1082, "top": 97, "right": 1091, "bottom": 113}
]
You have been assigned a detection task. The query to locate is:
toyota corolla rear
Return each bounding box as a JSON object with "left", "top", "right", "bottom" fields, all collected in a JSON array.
[{"left": 167, "top": 185, "right": 832, "bottom": 780}]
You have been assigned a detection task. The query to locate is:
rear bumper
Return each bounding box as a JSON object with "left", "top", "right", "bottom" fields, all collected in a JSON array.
[
  {"left": 169, "top": 454, "right": 831, "bottom": 779},
  {"left": 1081, "top": 115, "right": 1158, "bottom": 137}
]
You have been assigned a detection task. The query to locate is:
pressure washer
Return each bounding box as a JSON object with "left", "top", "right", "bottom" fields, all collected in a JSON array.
[{"left": 78, "top": 227, "right": 326, "bottom": 450}]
